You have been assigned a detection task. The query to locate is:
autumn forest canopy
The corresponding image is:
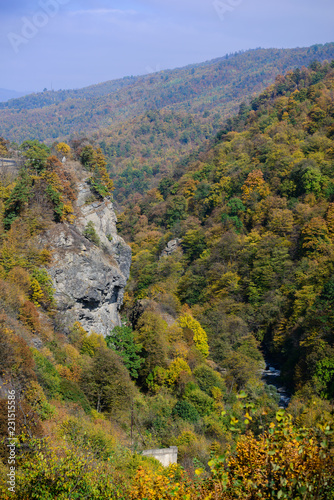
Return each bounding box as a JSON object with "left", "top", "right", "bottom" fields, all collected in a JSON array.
[{"left": 0, "top": 53, "right": 334, "bottom": 499}]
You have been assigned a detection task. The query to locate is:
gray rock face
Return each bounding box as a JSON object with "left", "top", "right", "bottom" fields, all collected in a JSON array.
[
  {"left": 41, "top": 181, "right": 131, "bottom": 336},
  {"left": 161, "top": 239, "right": 181, "bottom": 257}
]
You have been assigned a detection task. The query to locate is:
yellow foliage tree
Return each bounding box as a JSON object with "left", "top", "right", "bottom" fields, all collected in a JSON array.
[
  {"left": 80, "top": 331, "right": 107, "bottom": 357},
  {"left": 56, "top": 142, "right": 71, "bottom": 157},
  {"left": 30, "top": 278, "right": 44, "bottom": 306},
  {"left": 167, "top": 357, "right": 191, "bottom": 385},
  {"left": 268, "top": 208, "right": 294, "bottom": 235},
  {"left": 292, "top": 285, "right": 318, "bottom": 322},
  {"left": 201, "top": 411, "right": 334, "bottom": 499},
  {"left": 7, "top": 266, "right": 31, "bottom": 294},
  {"left": 181, "top": 178, "right": 198, "bottom": 199},
  {"left": 242, "top": 169, "right": 270, "bottom": 203},
  {"left": 62, "top": 203, "right": 75, "bottom": 223},
  {"left": 302, "top": 216, "right": 330, "bottom": 252},
  {"left": 24, "top": 380, "right": 55, "bottom": 420},
  {"left": 69, "top": 321, "right": 87, "bottom": 348},
  {"left": 178, "top": 314, "right": 209, "bottom": 358},
  {"left": 130, "top": 464, "right": 194, "bottom": 500}
]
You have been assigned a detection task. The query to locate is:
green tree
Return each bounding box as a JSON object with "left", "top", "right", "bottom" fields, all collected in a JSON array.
[
  {"left": 81, "top": 347, "right": 133, "bottom": 413},
  {"left": 172, "top": 400, "right": 199, "bottom": 422},
  {"left": 314, "top": 357, "right": 334, "bottom": 399},
  {"left": 181, "top": 229, "right": 206, "bottom": 262},
  {"left": 135, "top": 310, "right": 168, "bottom": 380},
  {"left": 227, "top": 197, "right": 246, "bottom": 216},
  {"left": 83, "top": 221, "right": 100, "bottom": 246},
  {"left": 165, "top": 195, "right": 187, "bottom": 227},
  {"left": 21, "top": 140, "right": 50, "bottom": 172},
  {"left": 105, "top": 325, "right": 143, "bottom": 379},
  {"left": 80, "top": 145, "right": 95, "bottom": 169},
  {"left": 193, "top": 364, "right": 225, "bottom": 396},
  {"left": 3, "top": 171, "right": 33, "bottom": 228}
]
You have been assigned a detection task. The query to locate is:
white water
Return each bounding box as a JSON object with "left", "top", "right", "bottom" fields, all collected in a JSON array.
[{"left": 262, "top": 364, "right": 291, "bottom": 408}]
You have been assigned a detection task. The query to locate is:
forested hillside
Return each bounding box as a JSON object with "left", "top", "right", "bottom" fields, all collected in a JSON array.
[
  {"left": 2, "top": 44, "right": 334, "bottom": 207},
  {"left": 86, "top": 43, "right": 334, "bottom": 204},
  {"left": 118, "top": 59, "right": 334, "bottom": 399},
  {"left": 0, "top": 44, "right": 333, "bottom": 146},
  {"left": 0, "top": 59, "right": 334, "bottom": 499}
]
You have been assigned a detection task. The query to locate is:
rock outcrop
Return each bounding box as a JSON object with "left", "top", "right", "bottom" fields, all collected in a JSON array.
[
  {"left": 160, "top": 239, "right": 181, "bottom": 258},
  {"left": 41, "top": 180, "right": 131, "bottom": 336}
]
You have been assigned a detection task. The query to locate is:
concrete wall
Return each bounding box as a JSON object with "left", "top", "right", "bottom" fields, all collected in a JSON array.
[
  {"left": 0, "top": 158, "right": 18, "bottom": 168},
  {"left": 0, "top": 158, "right": 20, "bottom": 177},
  {"left": 142, "top": 446, "right": 178, "bottom": 467}
]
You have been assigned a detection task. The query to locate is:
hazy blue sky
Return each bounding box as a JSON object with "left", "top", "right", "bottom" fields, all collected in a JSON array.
[{"left": 1, "top": 0, "right": 333, "bottom": 92}]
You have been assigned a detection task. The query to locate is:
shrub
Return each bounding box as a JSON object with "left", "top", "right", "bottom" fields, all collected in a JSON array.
[
  {"left": 185, "top": 388, "right": 215, "bottom": 417},
  {"left": 19, "top": 301, "right": 40, "bottom": 332},
  {"left": 24, "top": 380, "right": 55, "bottom": 420},
  {"left": 193, "top": 364, "right": 225, "bottom": 396},
  {"left": 83, "top": 221, "right": 100, "bottom": 246},
  {"left": 60, "top": 416, "right": 115, "bottom": 460},
  {"left": 7, "top": 266, "right": 31, "bottom": 294},
  {"left": 59, "top": 379, "right": 91, "bottom": 414},
  {"left": 172, "top": 400, "right": 199, "bottom": 423},
  {"left": 32, "top": 349, "right": 61, "bottom": 398}
]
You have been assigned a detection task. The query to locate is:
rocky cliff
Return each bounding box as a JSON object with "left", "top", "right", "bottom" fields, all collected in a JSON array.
[{"left": 41, "top": 179, "right": 131, "bottom": 336}]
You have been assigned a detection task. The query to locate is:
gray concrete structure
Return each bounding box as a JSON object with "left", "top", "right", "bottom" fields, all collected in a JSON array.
[
  {"left": 0, "top": 157, "right": 20, "bottom": 177},
  {"left": 0, "top": 158, "right": 18, "bottom": 167},
  {"left": 142, "top": 446, "right": 178, "bottom": 467}
]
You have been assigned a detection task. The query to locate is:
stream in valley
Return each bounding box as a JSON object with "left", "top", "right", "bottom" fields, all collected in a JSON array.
[{"left": 261, "top": 362, "right": 291, "bottom": 408}]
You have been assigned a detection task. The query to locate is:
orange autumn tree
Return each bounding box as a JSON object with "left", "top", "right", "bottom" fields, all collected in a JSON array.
[{"left": 242, "top": 169, "right": 270, "bottom": 204}]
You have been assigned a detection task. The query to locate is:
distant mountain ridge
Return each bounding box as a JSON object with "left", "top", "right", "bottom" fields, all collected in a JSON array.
[
  {"left": 0, "top": 77, "right": 139, "bottom": 111},
  {"left": 1, "top": 43, "right": 334, "bottom": 144},
  {"left": 0, "top": 88, "right": 34, "bottom": 103}
]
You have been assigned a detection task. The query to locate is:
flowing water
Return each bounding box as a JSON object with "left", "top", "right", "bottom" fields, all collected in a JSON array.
[{"left": 262, "top": 363, "right": 291, "bottom": 408}]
